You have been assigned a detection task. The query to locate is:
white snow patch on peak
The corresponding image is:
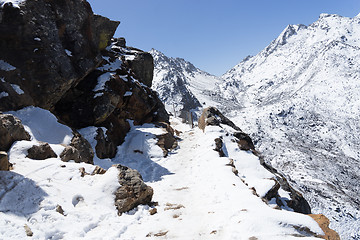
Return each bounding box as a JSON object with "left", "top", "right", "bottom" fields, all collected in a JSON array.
[
  {"left": 10, "top": 83, "right": 24, "bottom": 95},
  {"left": 0, "top": 60, "right": 16, "bottom": 71},
  {"left": 6, "top": 106, "right": 73, "bottom": 145}
]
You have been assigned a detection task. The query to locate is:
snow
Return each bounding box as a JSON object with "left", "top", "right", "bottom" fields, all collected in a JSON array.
[
  {"left": 34, "top": 37, "right": 41, "bottom": 42},
  {"left": 0, "top": 91, "right": 9, "bottom": 98},
  {"left": 0, "top": 106, "right": 325, "bottom": 239},
  {"left": 124, "top": 91, "right": 132, "bottom": 97},
  {"left": 0, "top": 60, "right": 16, "bottom": 71},
  {"left": 0, "top": 0, "right": 25, "bottom": 8},
  {"left": 93, "top": 72, "right": 114, "bottom": 97},
  {"left": 65, "top": 49, "right": 72, "bottom": 57},
  {"left": 6, "top": 106, "right": 73, "bottom": 145},
  {"left": 10, "top": 84, "right": 24, "bottom": 95}
]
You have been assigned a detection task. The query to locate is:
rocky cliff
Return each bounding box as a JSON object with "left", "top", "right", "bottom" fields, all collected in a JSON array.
[{"left": 0, "top": 0, "right": 172, "bottom": 219}]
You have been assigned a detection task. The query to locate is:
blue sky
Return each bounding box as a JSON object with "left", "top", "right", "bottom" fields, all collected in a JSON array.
[{"left": 88, "top": 0, "right": 360, "bottom": 76}]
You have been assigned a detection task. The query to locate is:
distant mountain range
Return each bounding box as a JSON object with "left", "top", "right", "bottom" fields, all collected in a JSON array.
[{"left": 151, "top": 13, "right": 360, "bottom": 239}]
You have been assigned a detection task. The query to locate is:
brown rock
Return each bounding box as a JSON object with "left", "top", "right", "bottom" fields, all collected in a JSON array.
[
  {"left": 114, "top": 164, "right": 153, "bottom": 215},
  {"left": 24, "top": 224, "right": 33, "bottom": 237},
  {"left": 0, "top": 151, "right": 9, "bottom": 171},
  {"left": 60, "top": 133, "right": 94, "bottom": 164},
  {"left": 0, "top": 114, "right": 30, "bottom": 151},
  {"left": 309, "top": 214, "right": 340, "bottom": 240},
  {"left": 27, "top": 143, "right": 57, "bottom": 160},
  {"left": 155, "top": 122, "right": 178, "bottom": 157}
]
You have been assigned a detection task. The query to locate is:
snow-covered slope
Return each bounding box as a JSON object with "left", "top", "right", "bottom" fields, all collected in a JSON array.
[
  {"left": 151, "top": 13, "right": 360, "bottom": 239},
  {"left": 150, "top": 49, "right": 225, "bottom": 118},
  {"left": 0, "top": 107, "right": 327, "bottom": 239},
  {"left": 221, "top": 13, "right": 360, "bottom": 239}
]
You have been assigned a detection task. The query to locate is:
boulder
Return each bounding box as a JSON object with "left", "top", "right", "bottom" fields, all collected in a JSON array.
[
  {"left": 155, "top": 122, "right": 178, "bottom": 157},
  {"left": 27, "top": 143, "right": 57, "bottom": 160},
  {"left": 198, "top": 106, "right": 241, "bottom": 131},
  {"left": 0, "top": 114, "right": 31, "bottom": 151},
  {"left": 0, "top": 151, "right": 9, "bottom": 170},
  {"left": 60, "top": 133, "right": 94, "bottom": 164},
  {"left": 0, "top": 0, "right": 119, "bottom": 111},
  {"left": 114, "top": 164, "right": 153, "bottom": 215}
]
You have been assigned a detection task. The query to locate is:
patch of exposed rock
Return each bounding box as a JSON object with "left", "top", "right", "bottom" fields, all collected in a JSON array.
[
  {"left": 114, "top": 164, "right": 153, "bottom": 215},
  {"left": 0, "top": 114, "right": 30, "bottom": 151}
]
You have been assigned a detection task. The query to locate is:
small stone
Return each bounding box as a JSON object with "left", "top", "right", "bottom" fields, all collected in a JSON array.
[
  {"left": 56, "top": 205, "right": 65, "bottom": 215},
  {"left": 149, "top": 208, "right": 157, "bottom": 215},
  {"left": 24, "top": 224, "right": 33, "bottom": 237}
]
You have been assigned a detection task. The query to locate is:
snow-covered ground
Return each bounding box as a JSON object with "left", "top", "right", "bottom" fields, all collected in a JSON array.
[{"left": 0, "top": 108, "right": 324, "bottom": 239}]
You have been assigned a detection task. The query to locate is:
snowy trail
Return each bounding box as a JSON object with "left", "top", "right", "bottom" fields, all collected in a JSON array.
[{"left": 119, "top": 120, "right": 323, "bottom": 240}]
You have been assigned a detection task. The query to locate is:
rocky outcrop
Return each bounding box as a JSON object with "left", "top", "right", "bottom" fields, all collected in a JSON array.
[
  {"left": 199, "top": 107, "right": 311, "bottom": 214},
  {"left": 54, "top": 38, "right": 169, "bottom": 156},
  {"left": 0, "top": 114, "right": 31, "bottom": 151},
  {"left": 0, "top": 151, "right": 9, "bottom": 170},
  {"left": 114, "top": 164, "right": 153, "bottom": 215},
  {"left": 27, "top": 143, "right": 57, "bottom": 160},
  {"left": 60, "top": 133, "right": 94, "bottom": 164},
  {"left": 0, "top": 0, "right": 119, "bottom": 111}
]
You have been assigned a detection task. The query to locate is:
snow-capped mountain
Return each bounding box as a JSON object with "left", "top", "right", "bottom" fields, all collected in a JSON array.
[
  {"left": 152, "top": 14, "right": 360, "bottom": 239},
  {"left": 150, "top": 49, "right": 226, "bottom": 118}
]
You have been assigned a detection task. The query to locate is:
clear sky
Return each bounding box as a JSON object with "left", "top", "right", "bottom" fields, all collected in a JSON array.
[{"left": 87, "top": 0, "right": 360, "bottom": 76}]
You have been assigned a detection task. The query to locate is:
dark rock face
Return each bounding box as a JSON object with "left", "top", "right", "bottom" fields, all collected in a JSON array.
[
  {"left": 128, "top": 52, "right": 154, "bottom": 87},
  {"left": 0, "top": 0, "right": 119, "bottom": 111},
  {"left": 60, "top": 133, "right": 94, "bottom": 164},
  {"left": 114, "top": 164, "right": 153, "bottom": 215},
  {"left": 0, "top": 114, "right": 31, "bottom": 151},
  {"left": 0, "top": 151, "right": 9, "bottom": 171},
  {"left": 27, "top": 143, "right": 57, "bottom": 160}
]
